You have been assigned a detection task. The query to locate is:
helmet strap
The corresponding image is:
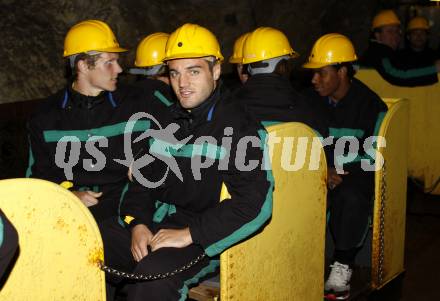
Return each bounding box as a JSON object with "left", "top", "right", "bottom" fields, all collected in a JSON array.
[
  {"left": 69, "top": 54, "right": 79, "bottom": 69},
  {"left": 68, "top": 51, "right": 102, "bottom": 69},
  {"left": 248, "top": 55, "right": 290, "bottom": 75},
  {"left": 129, "top": 64, "right": 165, "bottom": 76}
]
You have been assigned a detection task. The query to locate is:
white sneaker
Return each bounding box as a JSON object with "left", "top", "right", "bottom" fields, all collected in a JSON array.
[{"left": 324, "top": 261, "right": 352, "bottom": 300}]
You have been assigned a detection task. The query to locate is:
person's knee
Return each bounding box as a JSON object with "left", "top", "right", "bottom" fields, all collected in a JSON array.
[
  {"left": 100, "top": 217, "right": 134, "bottom": 274},
  {"left": 133, "top": 256, "right": 167, "bottom": 275}
]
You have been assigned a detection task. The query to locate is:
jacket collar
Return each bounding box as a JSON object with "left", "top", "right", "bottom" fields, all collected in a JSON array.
[
  {"left": 61, "top": 82, "right": 117, "bottom": 109},
  {"left": 171, "top": 81, "right": 224, "bottom": 125}
]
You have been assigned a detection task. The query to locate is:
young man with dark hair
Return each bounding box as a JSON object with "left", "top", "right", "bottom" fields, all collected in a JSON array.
[
  {"left": 27, "top": 20, "right": 162, "bottom": 222},
  {"left": 304, "top": 33, "right": 388, "bottom": 300},
  {"left": 101, "top": 23, "right": 273, "bottom": 301}
]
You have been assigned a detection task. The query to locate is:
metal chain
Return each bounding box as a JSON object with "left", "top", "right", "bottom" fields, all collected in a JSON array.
[
  {"left": 99, "top": 253, "right": 206, "bottom": 281},
  {"left": 378, "top": 161, "right": 387, "bottom": 285}
]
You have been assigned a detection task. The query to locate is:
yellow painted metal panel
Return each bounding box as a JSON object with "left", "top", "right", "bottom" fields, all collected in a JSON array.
[
  {"left": 371, "top": 99, "right": 409, "bottom": 289},
  {"left": 0, "top": 178, "right": 106, "bottom": 301},
  {"left": 220, "top": 122, "right": 327, "bottom": 301},
  {"left": 356, "top": 69, "right": 440, "bottom": 194}
]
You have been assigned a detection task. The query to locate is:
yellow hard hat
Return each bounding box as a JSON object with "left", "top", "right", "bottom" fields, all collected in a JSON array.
[
  {"left": 229, "top": 32, "right": 250, "bottom": 64},
  {"left": 63, "top": 20, "right": 127, "bottom": 57},
  {"left": 164, "top": 23, "right": 224, "bottom": 62},
  {"left": 242, "top": 27, "right": 298, "bottom": 64},
  {"left": 372, "top": 10, "right": 401, "bottom": 30},
  {"left": 407, "top": 16, "right": 430, "bottom": 31},
  {"left": 303, "top": 33, "right": 357, "bottom": 69},
  {"left": 135, "top": 32, "right": 169, "bottom": 67}
]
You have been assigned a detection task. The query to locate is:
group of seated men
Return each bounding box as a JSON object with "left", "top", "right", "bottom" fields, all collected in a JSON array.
[{"left": 2, "top": 8, "right": 430, "bottom": 301}]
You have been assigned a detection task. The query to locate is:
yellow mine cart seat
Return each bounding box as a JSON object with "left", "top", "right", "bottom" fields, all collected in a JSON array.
[
  {"left": 371, "top": 98, "right": 409, "bottom": 289},
  {"left": 219, "top": 122, "right": 327, "bottom": 301},
  {"left": 0, "top": 178, "right": 106, "bottom": 300},
  {"left": 356, "top": 69, "right": 440, "bottom": 194}
]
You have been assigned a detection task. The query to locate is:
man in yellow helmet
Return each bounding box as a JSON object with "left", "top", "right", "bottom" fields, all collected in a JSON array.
[
  {"left": 406, "top": 16, "right": 430, "bottom": 52},
  {"left": 228, "top": 32, "right": 250, "bottom": 86},
  {"left": 100, "top": 23, "right": 273, "bottom": 300},
  {"left": 26, "top": 20, "right": 159, "bottom": 223},
  {"left": 234, "top": 27, "right": 325, "bottom": 135},
  {"left": 360, "top": 10, "right": 440, "bottom": 86},
  {"left": 130, "top": 33, "right": 171, "bottom": 83},
  {"left": 128, "top": 32, "right": 175, "bottom": 107},
  {"left": 303, "top": 33, "right": 388, "bottom": 300},
  {"left": 397, "top": 16, "right": 439, "bottom": 72}
]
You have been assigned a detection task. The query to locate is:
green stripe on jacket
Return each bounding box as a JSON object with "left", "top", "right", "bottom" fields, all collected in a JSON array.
[
  {"left": 43, "top": 120, "right": 150, "bottom": 142},
  {"left": 204, "top": 129, "right": 274, "bottom": 257},
  {"left": 149, "top": 139, "right": 226, "bottom": 160},
  {"left": 382, "top": 58, "right": 437, "bottom": 79}
]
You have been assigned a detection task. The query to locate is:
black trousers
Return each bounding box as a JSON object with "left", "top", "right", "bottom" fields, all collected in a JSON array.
[
  {"left": 327, "top": 174, "right": 374, "bottom": 252},
  {"left": 0, "top": 210, "right": 18, "bottom": 279},
  {"left": 99, "top": 217, "right": 218, "bottom": 301},
  {"left": 88, "top": 195, "right": 120, "bottom": 223}
]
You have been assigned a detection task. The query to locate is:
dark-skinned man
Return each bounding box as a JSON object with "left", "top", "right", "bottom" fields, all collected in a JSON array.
[{"left": 303, "top": 33, "right": 388, "bottom": 300}]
